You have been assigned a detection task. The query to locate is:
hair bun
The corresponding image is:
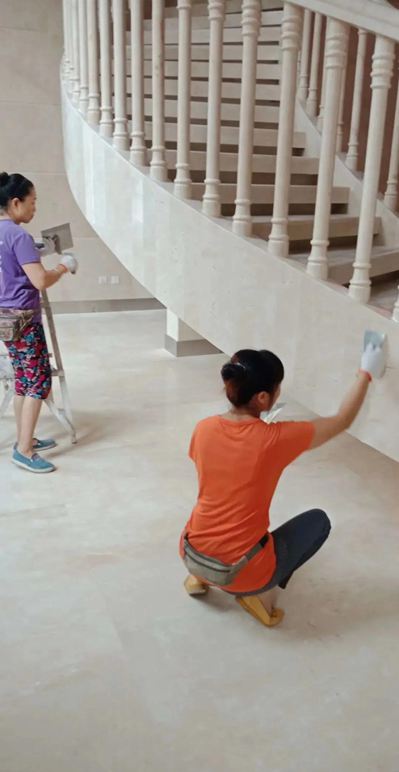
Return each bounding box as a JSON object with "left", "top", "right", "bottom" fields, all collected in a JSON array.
[
  {"left": 0, "top": 172, "right": 9, "bottom": 187},
  {"left": 221, "top": 362, "right": 246, "bottom": 381}
]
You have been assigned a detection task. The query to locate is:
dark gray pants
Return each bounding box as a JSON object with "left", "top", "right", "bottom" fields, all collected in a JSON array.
[{"left": 235, "top": 509, "right": 331, "bottom": 597}]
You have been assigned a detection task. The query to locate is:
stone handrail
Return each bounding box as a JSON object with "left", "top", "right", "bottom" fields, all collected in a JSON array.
[{"left": 292, "top": 0, "right": 399, "bottom": 41}]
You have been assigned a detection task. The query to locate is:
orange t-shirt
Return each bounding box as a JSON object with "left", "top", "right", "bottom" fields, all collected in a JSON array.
[{"left": 180, "top": 416, "right": 314, "bottom": 594}]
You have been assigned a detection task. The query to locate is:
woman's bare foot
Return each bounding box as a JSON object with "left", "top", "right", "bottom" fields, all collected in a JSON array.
[
  {"left": 257, "top": 587, "right": 278, "bottom": 614},
  {"left": 184, "top": 574, "right": 208, "bottom": 596}
]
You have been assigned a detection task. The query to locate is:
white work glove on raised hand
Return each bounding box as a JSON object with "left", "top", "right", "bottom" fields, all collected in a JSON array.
[
  {"left": 360, "top": 342, "right": 386, "bottom": 380},
  {"left": 59, "top": 253, "right": 78, "bottom": 275}
]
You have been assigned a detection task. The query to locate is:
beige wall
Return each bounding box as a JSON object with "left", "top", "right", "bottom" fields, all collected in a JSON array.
[{"left": 0, "top": 0, "right": 151, "bottom": 306}]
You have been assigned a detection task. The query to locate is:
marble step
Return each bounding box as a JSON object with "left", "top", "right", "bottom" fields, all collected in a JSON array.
[
  {"left": 140, "top": 42, "right": 280, "bottom": 63},
  {"left": 140, "top": 59, "right": 281, "bottom": 81},
  {"left": 294, "top": 246, "right": 399, "bottom": 285},
  {"left": 144, "top": 122, "right": 305, "bottom": 150},
  {"left": 190, "top": 183, "right": 349, "bottom": 206},
  {"left": 252, "top": 215, "right": 381, "bottom": 243},
  {"left": 136, "top": 78, "right": 281, "bottom": 103},
  {"left": 142, "top": 25, "right": 281, "bottom": 44},
  {"left": 164, "top": 151, "right": 319, "bottom": 175},
  {"left": 164, "top": 5, "right": 283, "bottom": 22},
  {"left": 143, "top": 97, "right": 280, "bottom": 124}
]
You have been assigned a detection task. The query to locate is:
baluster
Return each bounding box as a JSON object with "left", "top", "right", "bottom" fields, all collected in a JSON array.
[
  {"left": 268, "top": 3, "right": 303, "bottom": 255},
  {"left": 150, "top": 0, "right": 168, "bottom": 179},
  {"left": 307, "top": 18, "right": 349, "bottom": 280},
  {"left": 87, "top": 0, "right": 101, "bottom": 126},
  {"left": 306, "top": 13, "right": 322, "bottom": 117},
  {"left": 203, "top": 0, "right": 225, "bottom": 217},
  {"left": 336, "top": 47, "right": 348, "bottom": 152},
  {"left": 349, "top": 36, "right": 395, "bottom": 302},
  {"left": 112, "top": 0, "right": 129, "bottom": 150},
  {"left": 232, "top": 0, "right": 261, "bottom": 235},
  {"left": 62, "top": 0, "right": 71, "bottom": 80},
  {"left": 174, "top": 0, "right": 193, "bottom": 197},
  {"left": 78, "top": 0, "right": 89, "bottom": 115},
  {"left": 317, "top": 30, "right": 327, "bottom": 130},
  {"left": 71, "top": 0, "right": 81, "bottom": 106},
  {"left": 346, "top": 30, "right": 368, "bottom": 170},
  {"left": 129, "top": 0, "right": 147, "bottom": 164},
  {"left": 392, "top": 288, "right": 399, "bottom": 322},
  {"left": 298, "top": 10, "right": 311, "bottom": 102},
  {"left": 98, "top": 0, "right": 113, "bottom": 137},
  {"left": 384, "top": 68, "right": 399, "bottom": 210}
]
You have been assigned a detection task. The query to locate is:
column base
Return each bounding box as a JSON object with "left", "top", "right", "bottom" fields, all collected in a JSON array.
[
  {"left": 165, "top": 310, "right": 221, "bottom": 357},
  {"left": 164, "top": 335, "right": 221, "bottom": 358}
]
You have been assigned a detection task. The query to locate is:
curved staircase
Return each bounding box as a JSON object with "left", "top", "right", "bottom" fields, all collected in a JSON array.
[{"left": 61, "top": 0, "right": 399, "bottom": 460}]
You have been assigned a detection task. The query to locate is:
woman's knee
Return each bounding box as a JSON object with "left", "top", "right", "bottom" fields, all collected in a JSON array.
[{"left": 310, "top": 509, "right": 331, "bottom": 539}]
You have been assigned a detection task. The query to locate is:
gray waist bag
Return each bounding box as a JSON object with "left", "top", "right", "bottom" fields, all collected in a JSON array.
[{"left": 183, "top": 532, "right": 269, "bottom": 587}]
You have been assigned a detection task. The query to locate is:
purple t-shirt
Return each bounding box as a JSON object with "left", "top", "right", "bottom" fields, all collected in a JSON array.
[{"left": 0, "top": 219, "right": 41, "bottom": 323}]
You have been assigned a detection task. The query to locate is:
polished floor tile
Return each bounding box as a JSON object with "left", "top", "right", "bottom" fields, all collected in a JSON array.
[{"left": 0, "top": 310, "right": 398, "bottom": 772}]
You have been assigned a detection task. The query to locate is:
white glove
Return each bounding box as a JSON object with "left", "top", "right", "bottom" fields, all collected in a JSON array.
[
  {"left": 361, "top": 342, "right": 386, "bottom": 380},
  {"left": 59, "top": 253, "right": 78, "bottom": 274}
]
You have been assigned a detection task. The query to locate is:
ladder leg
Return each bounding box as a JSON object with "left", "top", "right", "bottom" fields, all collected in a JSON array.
[
  {"left": 0, "top": 380, "right": 13, "bottom": 419},
  {"left": 45, "top": 392, "right": 77, "bottom": 444}
]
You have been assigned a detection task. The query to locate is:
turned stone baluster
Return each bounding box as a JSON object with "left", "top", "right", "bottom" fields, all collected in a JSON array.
[
  {"left": 298, "top": 10, "right": 311, "bottom": 102},
  {"left": 98, "top": 0, "right": 113, "bottom": 137},
  {"left": 349, "top": 36, "right": 395, "bottom": 303},
  {"left": 129, "top": 0, "right": 147, "bottom": 165},
  {"left": 268, "top": 3, "right": 303, "bottom": 256},
  {"left": 78, "top": 0, "right": 89, "bottom": 115},
  {"left": 174, "top": 0, "right": 193, "bottom": 197},
  {"left": 307, "top": 18, "right": 349, "bottom": 280},
  {"left": 336, "top": 46, "right": 348, "bottom": 153},
  {"left": 232, "top": 0, "right": 261, "bottom": 235},
  {"left": 346, "top": 30, "right": 368, "bottom": 170},
  {"left": 62, "top": 0, "right": 72, "bottom": 81},
  {"left": 71, "top": 0, "right": 81, "bottom": 106},
  {"left": 306, "top": 13, "right": 322, "bottom": 117},
  {"left": 384, "top": 65, "right": 399, "bottom": 210},
  {"left": 150, "top": 0, "right": 168, "bottom": 180},
  {"left": 112, "top": 0, "right": 129, "bottom": 150},
  {"left": 392, "top": 288, "right": 399, "bottom": 322},
  {"left": 202, "top": 0, "right": 225, "bottom": 217},
  {"left": 87, "top": 0, "right": 101, "bottom": 126}
]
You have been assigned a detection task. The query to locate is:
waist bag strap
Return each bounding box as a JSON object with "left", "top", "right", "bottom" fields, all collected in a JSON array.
[{"left": 183, "top": 532, "right": 269, "bottom": 587}]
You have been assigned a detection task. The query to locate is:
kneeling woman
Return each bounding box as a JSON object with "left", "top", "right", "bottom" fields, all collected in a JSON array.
[{"left": 180, "top": 346, "right": 384, "bottom": 627}]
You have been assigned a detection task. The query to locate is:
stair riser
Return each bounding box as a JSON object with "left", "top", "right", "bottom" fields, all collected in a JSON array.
[
  {"left": 140, "top": 60, "right": 281, "bottom": 81},
  {"left": 144, "top": 122, "right": 304, "bottom": 149},
  {"left": 142, "top": 27, "right": 281, "bottom": 44}
]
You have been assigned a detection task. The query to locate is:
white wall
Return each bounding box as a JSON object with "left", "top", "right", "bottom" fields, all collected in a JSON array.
[{"left": 0, "top": 0, "right": 151, "bottom": 306}]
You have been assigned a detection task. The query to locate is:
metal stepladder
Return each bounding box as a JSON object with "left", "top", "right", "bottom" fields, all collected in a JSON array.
[
  {"left": 0, "top": 293, "right": 77, "bottom": 443},
  {"left": 0, "top": 223, "right": 77, "bottom": 444}
]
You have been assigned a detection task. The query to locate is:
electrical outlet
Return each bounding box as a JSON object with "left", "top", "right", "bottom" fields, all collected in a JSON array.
[
  {"left": 98, "top": 275, "right": 107, "bottom": 285},
  {"left": 110, "top": 275, "right": 120, "bottom": 285}
]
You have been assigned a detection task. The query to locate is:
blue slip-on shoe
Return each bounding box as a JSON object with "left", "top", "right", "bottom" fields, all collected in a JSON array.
[
  {"left": 12, "top": 448, "right": 56, "bottom": 474},
  {"left": 33, "top": 438, "right": 57, "bottom": 451},
  {"left": 13, "top": 438, "right": 57, "bottom": 452}
]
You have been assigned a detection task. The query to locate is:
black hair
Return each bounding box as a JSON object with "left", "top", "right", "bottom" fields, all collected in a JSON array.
[
  {"left": 221, "top": 349, "right": 284, "bottom": 408},
  {"left": 0, "top": 172, "right": 34, "bottom": 210}
]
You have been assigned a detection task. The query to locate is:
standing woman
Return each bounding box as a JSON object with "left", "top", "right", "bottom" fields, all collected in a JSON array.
[
  {"left": 0, "top": 172, "right": 77, "bottom": 473},
  {"left": 180, "top": 345, "right": 385, "bottom": 627}
]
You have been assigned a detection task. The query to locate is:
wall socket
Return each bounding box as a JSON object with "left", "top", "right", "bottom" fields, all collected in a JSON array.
[
  {"left": 98, "top": 275, "right": 107, "bottom": 285},
  {"left": 110, "top": 275, "right": 120, "bottom": 285}
]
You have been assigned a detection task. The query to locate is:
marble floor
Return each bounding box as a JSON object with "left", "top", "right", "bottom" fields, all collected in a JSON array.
[{"left": 0, "top": 310, "right": 398, "bottom": 772}]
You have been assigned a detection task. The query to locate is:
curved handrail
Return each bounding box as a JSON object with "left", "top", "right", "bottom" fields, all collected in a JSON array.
[{"left": 292, "top": 0, "right": 399, "bottom": 41}]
